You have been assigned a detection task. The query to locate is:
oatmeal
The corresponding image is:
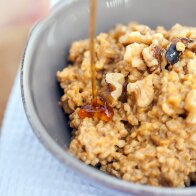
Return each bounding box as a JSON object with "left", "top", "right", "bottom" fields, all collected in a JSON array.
[{"left": 57, "top": 23, "right": 196, "bottom": 187}]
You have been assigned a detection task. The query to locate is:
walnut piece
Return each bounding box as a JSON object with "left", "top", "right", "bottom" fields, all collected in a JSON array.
[
  {"left": 142, "top": 44, "right": 164, "bottom": 73},
  {"left": 169, "top": 24, "right": 196, "bottom": 40},
  {"left": 152, "top": 33, "right": 169, "bottom": 47},
  {"left": 185, "top": 89, "right": 196, "bottom": 124},
  {"left": 119, "top": 31, "right": 151, "bottom": 45},
  {"left": 124, "top": 43, "right": 147, "bottom": 71},
  {"left": 127, "top": 75, "right": 154, "bottom": 107},
  {"left": 105, "top": 73, "right": 125, "bottom": 101},
  {"left": 142, "top": 44, "right": 159, "bottom": 68},
  {"left": 176, "top": 42, "right": 186, "bottom": 52}
]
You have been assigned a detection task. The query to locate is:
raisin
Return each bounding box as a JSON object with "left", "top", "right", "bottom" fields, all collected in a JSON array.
[{"left": 165, "top": 44, "right": 180, "bottom": 65}]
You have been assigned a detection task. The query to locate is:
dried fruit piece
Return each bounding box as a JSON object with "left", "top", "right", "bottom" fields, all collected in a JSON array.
[
  {"left": 166, "top": 38, "right": 193, "bottom": 65},
  {"left": 165, "top": 44, "right": 180, "bottom": 65}
]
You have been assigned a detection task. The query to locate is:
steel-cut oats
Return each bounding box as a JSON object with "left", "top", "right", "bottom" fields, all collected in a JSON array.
[{"left": 57, "top": 23, "right": 196, "bottom": 187}]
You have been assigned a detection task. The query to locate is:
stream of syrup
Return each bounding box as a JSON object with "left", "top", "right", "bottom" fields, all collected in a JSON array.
[
  {"left": 78, "top": 0, "right": 114, "bottom": 122},
  {"left": 89, "top": 0, "right": 97, "bottom": 99}
]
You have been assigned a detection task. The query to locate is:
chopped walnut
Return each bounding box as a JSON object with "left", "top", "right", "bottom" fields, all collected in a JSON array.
[
  {"left": 142, "top": 44, "right": 163, "bottom": 68},
  {"left": 124, "top": 43, "right": 147, "bottom": 71},
  {"left": 105, "top": 73, "right": 125, "bottom": 101},
  {"left": 119, "top": 31, "right": 151, "bottom": 45},
  {"left": 128, "top": 68, "right": 143, "bottom": 83},
  {"left": 176, "top": 42, "right": 186, "bottom": 52},
  {"left": 130, "top": 24, "right": 154, "bottom": 35},
  {"left": 185, "top": 89, "right": 196, "bottom": 124},
  {"left": 110, "top": 24, "right": 127, "bottom": 39},
  {"left": 127, "top": 74, "right": 154, "bottom": 107},
  {"left": 170, "top": 24, "right": 196, "bottom": 40},
  {"left": 143, "top": 46, "right": 158, "bottom": 68},
  {"left": 155, "top": 26, "right": 169, "bottom": 38},
  {"left": 152, "top": 33, "right": 169, "bottom": 48}
]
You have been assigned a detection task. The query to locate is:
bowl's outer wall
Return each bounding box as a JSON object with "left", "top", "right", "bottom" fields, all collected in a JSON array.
[{"left": 24, "top": 0, "right": 196, "bottom": 195}]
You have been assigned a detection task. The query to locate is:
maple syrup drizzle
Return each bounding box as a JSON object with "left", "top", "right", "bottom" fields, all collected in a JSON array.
[
  {"left": 89, "top": 0, "right": 97, "bottom": 99},
  {"left": 78, "top": 0, "right": 114, "bottom": 122},
  {"left": 78, "top": 98, "right": 114, "bottom": 122}
]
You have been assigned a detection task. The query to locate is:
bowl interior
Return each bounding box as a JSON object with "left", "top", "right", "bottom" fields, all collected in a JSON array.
[{"left": 23, "top": 0, "right": 196, "bottom": 194}]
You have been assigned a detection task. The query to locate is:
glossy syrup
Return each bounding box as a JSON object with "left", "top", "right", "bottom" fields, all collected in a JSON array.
[{"left": 78, "top": 0, "right": 114, "bottom": 122}]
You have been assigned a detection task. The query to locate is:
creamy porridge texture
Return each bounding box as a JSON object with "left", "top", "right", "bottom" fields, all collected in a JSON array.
[{"left": 57, "top": 23, "right": 196, "bottom": 187}]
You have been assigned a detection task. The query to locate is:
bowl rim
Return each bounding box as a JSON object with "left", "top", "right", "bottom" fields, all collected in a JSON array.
[{"left": 21, "top": 0, "right": 196, "bottom": 195}]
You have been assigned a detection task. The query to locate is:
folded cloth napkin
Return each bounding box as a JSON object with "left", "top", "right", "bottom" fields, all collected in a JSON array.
[{"left": 0, "top": 74, "right": 128, "bottom": 196}]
